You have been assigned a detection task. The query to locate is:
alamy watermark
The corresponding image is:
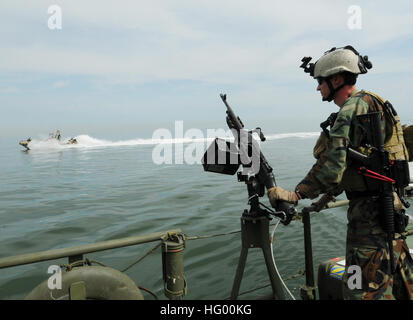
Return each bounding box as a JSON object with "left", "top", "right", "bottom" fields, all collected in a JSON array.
[
  {"left": 347, "top": 5, "right": 362, "bottom": 30},
  {"left": 346, "top": 265, "right": 362, "bottom": 290},
  {"left": 48, "top": 5, "right": 62, "bottom": 30},
  {"left": 46, "top": 5, "right": 362, "bottom": 32},
  {"left": 151, "top": 121, "right": 261, "bottom": 175},
  {"left": 47, "top": 265, "right": 62, "bottom": 290}
]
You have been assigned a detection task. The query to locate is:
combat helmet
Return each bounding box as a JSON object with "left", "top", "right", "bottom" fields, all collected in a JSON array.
[{"left": 300, "top": 46, "right": 372, "bottom": 101}]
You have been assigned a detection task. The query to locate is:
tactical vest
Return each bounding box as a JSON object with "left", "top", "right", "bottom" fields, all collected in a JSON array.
[
  {"left": 355, "top": 90, "right": 409, "bottom": 162},
  {"left": 315, "top": 90, "right": 409, "bottom": 193},
  {"left": 402, "top": 124, "right": 413, "bottom": 161}
]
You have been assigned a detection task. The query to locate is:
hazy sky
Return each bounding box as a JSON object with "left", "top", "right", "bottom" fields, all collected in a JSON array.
[{"left": 1, "top": 1, "right": 413, "bottom": 139}]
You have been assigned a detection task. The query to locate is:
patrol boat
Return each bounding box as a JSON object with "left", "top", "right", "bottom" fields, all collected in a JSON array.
[
  {"left": 18, "top": 130, "right": 78, "bottom": 151},
  {"left": 18, "top": 138, "right": 32, "bottom": 151}
]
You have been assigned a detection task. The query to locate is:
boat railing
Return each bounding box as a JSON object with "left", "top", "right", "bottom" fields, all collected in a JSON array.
[
  {"left": 1, "top": 198, "right": 412, "bottom": 300},
  {"left": 0, "top": 229, "right": 187, "bottom": 300}
]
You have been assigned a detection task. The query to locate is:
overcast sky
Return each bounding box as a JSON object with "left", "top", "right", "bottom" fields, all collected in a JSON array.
[{"left": 1, "top": 1, "right": 413, "bottom": 139}]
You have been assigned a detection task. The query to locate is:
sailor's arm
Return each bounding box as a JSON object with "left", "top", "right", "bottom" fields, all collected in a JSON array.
[
  {"left": 267, "top": 130, "right": 349, "bottom": 204},
  {"left": 295, "top": 100, "right": 367, "bottom": 199},
  {"left": 295, "top": 134, "right": 348, "bottom": 199}
]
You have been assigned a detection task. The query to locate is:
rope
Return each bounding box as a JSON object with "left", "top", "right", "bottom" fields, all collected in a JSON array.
[
  {"left": 120, "top": 223, "right": 280, "bottom": 271},
  {"left": 184, "top": 220, "right": 285, "bottom": 241},
  {"left": 138, "top": 286, "right": 159, "bottom": 300},
  {"left": 120, "top": 222, "right": 283, "bottom": 273},
  {"left": 270, "top": 221, "right": 296, "bottom": 300},
  {"left": 60, "top": 258, "right": 107, "bottom": 271},
  {"left": 184, "top": 229, "right": 242, "bottom": 241},
  {"left": 121, "top": 241, "right": 162, "bottom": 273}
]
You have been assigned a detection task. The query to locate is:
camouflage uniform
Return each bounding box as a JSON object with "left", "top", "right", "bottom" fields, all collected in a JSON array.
[{"left": 296, "top": 90, "right": 413, "bottom": 300}]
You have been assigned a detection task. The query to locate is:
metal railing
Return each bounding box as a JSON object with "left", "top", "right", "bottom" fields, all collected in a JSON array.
[{"left": 0, "top": 229, "right": 186, "bottom": 300}]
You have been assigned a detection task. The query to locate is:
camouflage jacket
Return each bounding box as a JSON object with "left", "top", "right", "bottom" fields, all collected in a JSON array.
[{"left": 295, "top": 89, "right": 390, "bottom": 199}]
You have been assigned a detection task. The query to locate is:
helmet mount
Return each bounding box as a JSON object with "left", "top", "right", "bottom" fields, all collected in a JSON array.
[{"left": 300, "top": 56, "right": 315, "bottom": 77}]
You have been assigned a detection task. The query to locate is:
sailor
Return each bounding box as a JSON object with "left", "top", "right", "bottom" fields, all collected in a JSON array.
[
  {"left": 55, "top": 130, "right": 61, "bottom": 141},
  {"left": 268, "top": 46, "right": 413, "bottom": 299}
]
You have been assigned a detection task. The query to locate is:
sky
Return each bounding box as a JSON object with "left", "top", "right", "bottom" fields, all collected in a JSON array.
[{"left": 1, "top": 0, "right": 413, "bottom": 140}]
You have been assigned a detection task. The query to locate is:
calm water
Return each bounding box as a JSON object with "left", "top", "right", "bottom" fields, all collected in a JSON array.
[{"left": 0, "top": 131, "right": 351, "bottom": 300}]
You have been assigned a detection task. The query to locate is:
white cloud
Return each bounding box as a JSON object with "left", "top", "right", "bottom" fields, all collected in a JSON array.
[
  {"left": 0, "top": 1, "right": 412, "bottom": 85},
  {"left": 1, "top": 0, "right": 413, "bottom": 130}
]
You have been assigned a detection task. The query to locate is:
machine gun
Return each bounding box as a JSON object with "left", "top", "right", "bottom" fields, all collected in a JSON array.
[
  {"left": 347, "top": 111, "right": 410, "bottom": 273},
  {"left": 202, "top": 94, "right": 297, "bottom": 299},
  {"left": 202, "top": 93, "right": 297, "bottom": 225}
]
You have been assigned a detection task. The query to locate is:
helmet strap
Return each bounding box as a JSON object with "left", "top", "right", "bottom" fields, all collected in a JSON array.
[{"left": 323, "top": 78, "right": 345, "bottom": 102}]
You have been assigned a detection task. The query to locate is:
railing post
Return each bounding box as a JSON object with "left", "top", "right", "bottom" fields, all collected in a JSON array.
[
  {"left": 300, "top": 210, "right": 316, "bottom": 300},
  {"left": 162, "top": 232, "right": 187, "bottom": 300}
]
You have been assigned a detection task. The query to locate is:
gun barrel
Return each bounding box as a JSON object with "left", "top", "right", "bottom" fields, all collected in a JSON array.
[{"left": 221, "top": 93, "right": 244, "bottom": 129}]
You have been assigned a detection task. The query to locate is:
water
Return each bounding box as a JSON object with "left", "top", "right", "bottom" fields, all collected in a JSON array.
[{"left": 0, "top": 131, "right": 349, "bottom": 300}]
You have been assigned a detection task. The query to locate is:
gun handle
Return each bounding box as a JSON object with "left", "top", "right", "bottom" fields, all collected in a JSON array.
[{"left": 275, "top": 200, "right": 297, "bottom": 225}]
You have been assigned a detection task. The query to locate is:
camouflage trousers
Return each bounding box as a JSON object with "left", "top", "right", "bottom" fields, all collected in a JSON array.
[{"left": 342, "top": 197, "right": 413, "bottom": 300}]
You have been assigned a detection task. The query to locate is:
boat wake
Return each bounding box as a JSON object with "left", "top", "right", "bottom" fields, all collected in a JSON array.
[
  {"left": 265, "top": 132, "right": 320, "bottom": 140},
  {"left": 23, "top": 132, "right": 320, "bottom": 151}
]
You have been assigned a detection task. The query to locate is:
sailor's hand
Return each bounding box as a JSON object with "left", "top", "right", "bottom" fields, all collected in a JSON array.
[
  {"left": 311, "top": 193, "right": 335, "bottom": 212},
  {"left": 267, "top": 186, "right": 300, "bottom": 206}
]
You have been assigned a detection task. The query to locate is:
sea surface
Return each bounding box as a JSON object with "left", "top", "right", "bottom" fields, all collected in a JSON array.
[{"left": 0, "top": 130, "right": 352, "bottom": 300}]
